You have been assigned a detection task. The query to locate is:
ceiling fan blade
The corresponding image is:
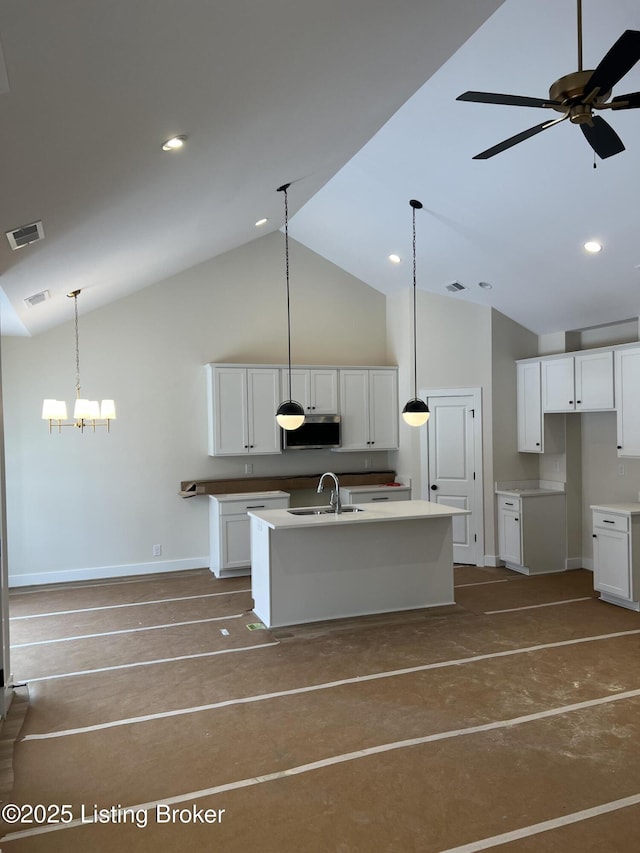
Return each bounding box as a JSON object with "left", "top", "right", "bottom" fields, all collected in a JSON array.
[
  {"left": 457, "top": 90, "right": 560, "bottom": 108},
  {"left": 472, "top": 117, "right": 564, "bottom": 160},
  {"left": 580, "top": 116, "right": 625, "bottom": 159},
  {"left": 585, "top": 30, "right": 640, "bottom": 97},
  {"left": 610, "top": 91, "right": 640, "bottom": 110}
]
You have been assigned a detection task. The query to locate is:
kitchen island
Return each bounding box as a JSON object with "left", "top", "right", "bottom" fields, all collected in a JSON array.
[{"left": 248, "top": 500, "right": 470, "bottom": 628}]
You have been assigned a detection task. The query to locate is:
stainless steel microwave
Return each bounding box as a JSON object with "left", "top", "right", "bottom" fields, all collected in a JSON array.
[{"left": 281, "top": 414, "right": 341, "bottom": 450}]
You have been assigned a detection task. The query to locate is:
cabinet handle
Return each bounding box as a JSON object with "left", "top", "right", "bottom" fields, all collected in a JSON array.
[
  {"left": 602, "top": 519, "right": 615, "bottom": 524},
  {"left": 371, "top": 441, "right": 375, "bottom": 445},
  {"left": 250, "top": 445, "right": 254, "bottom": 448},
  {"left": 593, "top": 534, "right": 597, "bottom": 538},
  {"left": 431, "top": 485, "right": 438, "bottom": 491},
  {"left": 514, "top": 518, "right": 519, "bottom": 522},
  {"left": 246, "top": 505, "right": 265, "bottom": 509},
  {"left": 371, "top": 496, "right": 389, "bottom": 501},
  {"left": 535, "top": 442, "right": 540, "bottom": 446},
  {"left": 244, "top": 445, "right": 249, "bottom": 449},
  {"left": 569, "top": 400, "right": 573, "bottom": 404},
  {"left": 576, "top": 400, "right": 581, "bottom": 404},
  {"left": 617, "top": 445, "right": 622, "bottom": 450}
]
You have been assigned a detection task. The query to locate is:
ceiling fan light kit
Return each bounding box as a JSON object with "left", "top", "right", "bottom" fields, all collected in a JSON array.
[{"left": 457, "top": 1, "right": 640, "bottom": 160}]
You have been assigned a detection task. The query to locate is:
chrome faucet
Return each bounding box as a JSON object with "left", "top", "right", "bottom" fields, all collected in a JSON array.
[{"left": 317, "top": 471, "right": 341, "bottom": 514}]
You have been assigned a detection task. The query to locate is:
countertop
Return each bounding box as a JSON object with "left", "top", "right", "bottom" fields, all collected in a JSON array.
[
  {"left": 248, "top": 499, "right": 469, "bottom": 530},
  {"left": 590, "top": 502, "right": 640, "bottom": 516},
  {"left": 495, "top": 479, "right": 565, "bottom": 498},
  {"left": 208, "top": 490, "right": 289, "bottom": 502}
]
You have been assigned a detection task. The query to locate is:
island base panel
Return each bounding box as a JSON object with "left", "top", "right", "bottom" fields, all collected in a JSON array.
[{"left": 251, "top": 517, "right": 454, "bottom": 628}]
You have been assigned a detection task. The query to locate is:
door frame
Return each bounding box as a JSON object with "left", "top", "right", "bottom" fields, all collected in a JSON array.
[{"left": 419, "top": 386, "right": 484, "bottom": 567}]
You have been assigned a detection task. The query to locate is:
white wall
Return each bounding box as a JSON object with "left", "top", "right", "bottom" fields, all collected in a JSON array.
[
  {"left": 2, "top": 233, "right": 390, "bottom": 585},
  {"left": 386, "top": 289, "right": 535, "bottom": 560}
]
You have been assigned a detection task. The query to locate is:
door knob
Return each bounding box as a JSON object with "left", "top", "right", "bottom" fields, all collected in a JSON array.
[{"left": 430, "top": 484, "right": 438, "bottom": 490}]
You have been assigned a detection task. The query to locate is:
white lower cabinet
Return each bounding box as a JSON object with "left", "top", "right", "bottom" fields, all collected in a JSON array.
[
  {"left": 209, "top": 491, "right": 290, "bottom": 577},
  {"left": 496, "top": 492, "right": 566, "bottom": 575},
  {"left": 591, "top": 505, "right": 640, "bottom": 610}
]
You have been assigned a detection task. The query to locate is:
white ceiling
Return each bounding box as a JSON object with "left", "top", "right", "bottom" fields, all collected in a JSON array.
[{"left": 1, "top": 0, "right": 640, "bottom": 339}]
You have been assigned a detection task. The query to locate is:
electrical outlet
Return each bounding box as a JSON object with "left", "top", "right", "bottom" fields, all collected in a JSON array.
[
  {"left": 244, "top": 463, "right": 253, "bottom": 475},
  {"left": 152, "top": 544, "right": 162, "bottom": 557},
  {"left": 618, "top": 464, "right": 625, "bottom": 476},
  {"left": 364, "top": 456, "right": 372, "bottom": 469}
]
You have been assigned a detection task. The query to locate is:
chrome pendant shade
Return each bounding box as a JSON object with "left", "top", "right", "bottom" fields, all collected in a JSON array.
[
  {"left": 275, "top": 182, "right": 305, "bottom": 431},
  {"left": 402, "top": 199, "right": 430, "bottom": 428}
]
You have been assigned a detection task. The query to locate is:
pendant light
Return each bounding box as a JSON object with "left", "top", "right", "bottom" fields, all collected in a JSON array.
[
  {"left": 275, "top": 182, "right": 305, "bottom": 431},
  {"left": 42, "top": 289, "right": 116, "bottom": 433},
  {"left": 402, "top": 199, "right": 430, "bottom": 427}
]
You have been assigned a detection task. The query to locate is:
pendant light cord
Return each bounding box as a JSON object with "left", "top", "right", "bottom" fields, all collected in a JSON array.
[
  {"left": 279, "top": 182, "right": 293, "bottom": 401},
  {"left": 412, "top": 203, "right": 418, "bottom": 400},
  {"left": 72, "top": 290, "right": 82, "bottom": 399}
]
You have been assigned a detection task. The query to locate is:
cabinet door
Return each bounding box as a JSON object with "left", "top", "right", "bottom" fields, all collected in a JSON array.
[
  {"left": 283, "top": 370, "right": 311, "bottom": 411},
  {"left": 542, "top": 357, "right": 575, "bottom": 412},
  {"left": 593, "top": 527, "right": 631, "bottom": 598},
  {"left": 338, "top": 370, "right": 370, "bottom": 450},
  {"left": 210, "top": 367, "right": 249, "bottom": 455},
  {"left": 575, "top": 351, "right": 614, "bottom": 411},
  {"left": 368, "top": 369, "right": 398, "bottom": 450},
  {"left": 309, "top": 369, "right": 339, "bottom": 413},
  {"left": 221, "top": 515, "right": 252, "bottom": 568},
  {"left": 247, "top": 368, "right": 282, "bottom": 454},
  {"left": 498, "top": 509, "right": 521, "bottom": 564},
  {"left": 615, "top": 347, "right": 640, "bottom": 458},
  {"left": 517, "top": 362, "right": 543, "bottom": 452}
]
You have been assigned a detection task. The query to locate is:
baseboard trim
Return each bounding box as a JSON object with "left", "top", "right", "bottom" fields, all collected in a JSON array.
[
  {"left": 581, "top": 558, "right": 594, "bottom": 572},
  {"left": 9, "top": 557, "right": 209, "bottom": 588},
  {"left": 566, "top": 557, "right": 588, "bottom": 570},
  {"left": 483, "top": 555, "right": 504, "bottom": 568}
]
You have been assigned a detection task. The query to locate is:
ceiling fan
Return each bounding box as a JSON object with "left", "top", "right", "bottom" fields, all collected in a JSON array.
[{"left": 457, "top": 0, "right": 640, "bottom": 160}]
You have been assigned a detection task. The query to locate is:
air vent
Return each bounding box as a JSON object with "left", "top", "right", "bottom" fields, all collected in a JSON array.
[
  {"left": 24, "top": 289, "right": 50, "bottom": 308},
  {"left": 6, "top": 220, "right": 45, "bottom": 250},
  {"left": 446, "top": 280, "right": 467, "bottom": 293}
]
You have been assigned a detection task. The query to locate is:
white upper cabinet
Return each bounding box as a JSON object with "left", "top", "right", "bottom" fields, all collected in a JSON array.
[
  {"left": 542, "top": 351, "right": 614, "bottom": 413},
  {"left": 615, "top": 347, "right": 640, "bottom": 458},
  {"left": 283, "top": 369, "right": 338, "bottom": 414},
  {"left": 574, "top": 351, "right": 614, "bottom": 410},
  {"left": 517, "top": 361, "right": 543, "bottom": 452},
  {"left": 337, "top": 368, "right": 398, "bottom": 451},
  {"left": 207, "top": 365, "right": 281, "bottom": 456}
]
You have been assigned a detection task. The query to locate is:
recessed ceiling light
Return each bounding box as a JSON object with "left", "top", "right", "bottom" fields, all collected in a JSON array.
[
  {"left": 388, "top": 254, "right": 401, "bottom": 264},
  {"left": 478, "top": 281, "right": 493, "bottom": 290},
  {"left": 162, "top": 135, "right": 187, "bottom": 151},
  {"left": 255, "top": 218, "right": 268, "bottom": 227},
  {"left": 584, "top": 240, "right": 602, "bottom": 253}
]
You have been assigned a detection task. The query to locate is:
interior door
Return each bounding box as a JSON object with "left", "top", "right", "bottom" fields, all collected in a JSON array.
[{"left": 426, "top": 394, "right": 479, "bottom": 565}]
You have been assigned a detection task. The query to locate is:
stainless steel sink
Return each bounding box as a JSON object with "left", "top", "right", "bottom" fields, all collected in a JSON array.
[{"left": 287, "top": 506, "right": 365, "bottom": 516}]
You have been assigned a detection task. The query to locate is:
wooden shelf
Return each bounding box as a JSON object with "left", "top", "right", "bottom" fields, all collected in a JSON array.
[{"left": 180, "top": 470, "right": 397, "bottom": 498}]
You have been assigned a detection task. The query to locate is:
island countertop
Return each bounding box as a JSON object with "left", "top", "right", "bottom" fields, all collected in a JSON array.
[{"left": 248, "top": 499, "right": 469, "bottom": 530}]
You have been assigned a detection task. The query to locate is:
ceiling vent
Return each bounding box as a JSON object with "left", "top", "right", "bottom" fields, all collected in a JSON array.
[
  {"left": 24, "top": 289, "right": 50, "bottom": 308},
  {"left": 6, "top": 220, "right": 45, "bottom": 250},
  {"left": 445, "top": 280, "right": 467, "bottom": 293}
]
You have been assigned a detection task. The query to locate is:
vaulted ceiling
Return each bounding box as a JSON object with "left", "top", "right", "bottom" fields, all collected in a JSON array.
[{"left": 2, "top": 0, "right": 640, "bottom": 338}]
